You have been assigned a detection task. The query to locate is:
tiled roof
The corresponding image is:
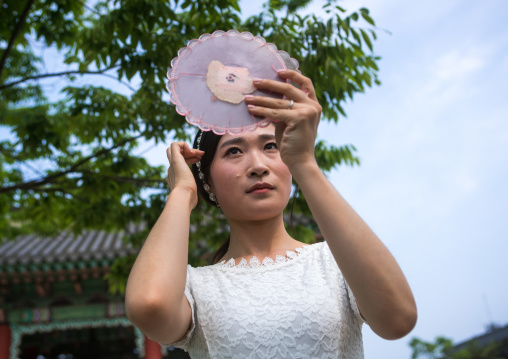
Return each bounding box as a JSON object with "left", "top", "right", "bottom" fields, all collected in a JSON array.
[
  {"left": 454, "top": 325, "right": 508, "bottom": 352},
  {"left": 0, "top": 227, "right": 139, "bottom": 267}
]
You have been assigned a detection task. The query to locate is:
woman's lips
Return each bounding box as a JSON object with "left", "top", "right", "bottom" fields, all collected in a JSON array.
[
  {"left": 249, "top": 188, "right": 272, "bottom": 194},
  {"left": 247, "top": 182, "right": 275, "bottom": 193}
]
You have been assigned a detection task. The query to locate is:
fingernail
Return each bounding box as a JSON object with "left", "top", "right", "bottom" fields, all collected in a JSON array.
[
  {"left": 244, "top": 94, "right": 254, "bottom": 99},
  {"left": 277, "top": 69, "right": 286, "bottom": 73},
  {"left": 248, "top": 104, "right": 256, "bottom": 109},
  {"left": 252, "top": 78, "right": 262, "bottom": 83}
]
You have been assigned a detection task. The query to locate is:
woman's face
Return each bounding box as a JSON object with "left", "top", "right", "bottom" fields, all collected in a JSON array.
[{"left": 209, "top": 125, "right": 292, "bottom": 222}]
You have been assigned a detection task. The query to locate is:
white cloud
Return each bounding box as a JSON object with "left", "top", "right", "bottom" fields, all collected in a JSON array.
[
  {"left": 340, "top": 0, "right": 462, "bottom": 30},
  {"left": 431, "top": 51, "right": 484, "bottom": 80}
]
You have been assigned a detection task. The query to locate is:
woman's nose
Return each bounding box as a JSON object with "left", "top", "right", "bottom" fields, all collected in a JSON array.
[
  {"left": 249, "top": 166, "right": 269, "bottom": 177},
  {"left": 247, "top": 153, "right": 270, "bottom": 177}
]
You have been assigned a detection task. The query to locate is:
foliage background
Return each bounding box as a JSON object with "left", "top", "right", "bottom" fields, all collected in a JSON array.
[
  {"left": 0, "top": 0, "right": 379, "bottom": 289},
  {"left": 409, "top": 335, "right": 504, "bottom": 359}
]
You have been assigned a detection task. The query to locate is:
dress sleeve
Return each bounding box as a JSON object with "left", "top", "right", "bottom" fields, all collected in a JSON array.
[
  {"left": 322, "top": 240, "right": 366, "bottom": 325},
  {"left": 167, "top": 265, "right": 196, "bottom": 349},
  {"left": 343, "top": 277, "right": 367, "bottom": 325}
]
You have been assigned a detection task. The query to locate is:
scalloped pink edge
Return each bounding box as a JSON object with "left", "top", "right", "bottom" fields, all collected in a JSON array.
[{"left": 166, "top": 29, "right": 299, "bottom": 135}]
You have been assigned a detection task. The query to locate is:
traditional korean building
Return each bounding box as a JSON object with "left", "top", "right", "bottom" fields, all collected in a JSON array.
[
  {"left": 453, "top": 324, "right": 508, "bottom": 357},
  {"left": 0, "top": 229, "right": 174, "bottom": 359}
]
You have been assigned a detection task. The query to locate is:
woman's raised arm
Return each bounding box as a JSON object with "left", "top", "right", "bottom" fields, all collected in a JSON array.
[
  {"left": 290, "top": 162, "right": 417, "bottom": 339},
  {"left": 125, "top": 142, "right": 203, "bottom": 344},
  {"left": 246, "top": 70, "right": 417, "bottom": 339}
]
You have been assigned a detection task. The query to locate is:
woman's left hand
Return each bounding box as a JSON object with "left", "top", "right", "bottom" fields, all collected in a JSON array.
[{"left": 245, "top": 70, "right": 322, "bottom": 171}]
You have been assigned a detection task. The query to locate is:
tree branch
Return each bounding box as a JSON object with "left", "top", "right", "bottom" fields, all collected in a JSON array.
[
  {"left": 98, "top": 175, "right": 166, "bottom": 187},
  {"left": 98, "top": 72, "right": 136, "bottom": 92},
  {"left": 74, "top": 0, "right": 102, "bottom": 16},
  {"left": 0, "top": 146, "right": 47, "bottom": 177},
  {"left": 0, "top": 135, "right": 142, "bottom": 194},
  {"left": 0, "top": 66, "right": 121, "bottom": 90},
  {"left": 31, "top": 187, "right": 87, "bottom": 202},
  {"left": 0, "top": 0, "right": 36, "bottom": 79},
  {"left": 76, "top": 170, "right": 166, "bottom": 187}
]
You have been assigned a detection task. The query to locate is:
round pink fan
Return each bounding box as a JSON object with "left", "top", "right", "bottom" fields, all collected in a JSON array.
[{"left": 166, "top": 30, "right": 299, "bottom": 135}]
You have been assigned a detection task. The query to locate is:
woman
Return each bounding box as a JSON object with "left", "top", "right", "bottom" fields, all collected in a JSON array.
[{"left": 125, "top": 70, "right": 417, "bottom": 358}]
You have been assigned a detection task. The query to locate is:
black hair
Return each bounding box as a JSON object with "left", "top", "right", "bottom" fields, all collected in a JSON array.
[
  {"left": 191, "top": 129, "right": 223, "bottom": 206},
  {"left": 191, "top": 130, "right": 229, "bottom": 264}
]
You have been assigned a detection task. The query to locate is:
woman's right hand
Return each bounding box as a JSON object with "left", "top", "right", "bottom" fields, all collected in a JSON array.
[{"left": 166, "top": 142, "right": 204, "bottom": 208}]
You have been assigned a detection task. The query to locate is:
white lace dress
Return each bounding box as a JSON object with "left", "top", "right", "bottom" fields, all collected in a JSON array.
[{"left": 169, "top": 241, "right": 365, "bottom": 358}]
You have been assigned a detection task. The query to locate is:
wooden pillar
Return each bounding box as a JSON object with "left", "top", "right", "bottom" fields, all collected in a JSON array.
[
  {"left": 0, "top": 324, "right": 11, "bottom": 359},
  {"left": 144, "top": 336, "right": 162, "bottom": 359}
]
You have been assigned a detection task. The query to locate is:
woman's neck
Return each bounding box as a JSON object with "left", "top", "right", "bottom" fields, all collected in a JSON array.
[{"left": 221, "top": 214, "right": 303, "bottom": 262}]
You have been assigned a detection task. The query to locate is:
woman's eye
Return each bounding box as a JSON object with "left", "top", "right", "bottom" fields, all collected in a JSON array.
[
  {"left": 226, "top": 147, "right": 242, "bottom": 155},
  {"left": 265, "top": 142, "right": 278, "bottom": 150}
]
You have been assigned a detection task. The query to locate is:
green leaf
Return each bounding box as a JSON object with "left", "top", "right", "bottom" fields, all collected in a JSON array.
[
  {"left": 360, "top": 28, "right": 373, "bottom": 51},
  {"left": 360, "top": 9, "right": 376, "bottom": 26},
  {"left": 351, "top": 29, "right": 362, "bottom": 47}
]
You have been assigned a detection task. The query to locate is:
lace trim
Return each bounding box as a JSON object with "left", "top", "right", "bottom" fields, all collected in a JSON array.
[{"left": 215, "top": 244, "right": 315, "bottom": 268}]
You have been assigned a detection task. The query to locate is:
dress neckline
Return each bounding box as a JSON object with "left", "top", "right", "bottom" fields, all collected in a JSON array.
[{"left": 214, "top": 242, "right": 323, "bottom": 269}]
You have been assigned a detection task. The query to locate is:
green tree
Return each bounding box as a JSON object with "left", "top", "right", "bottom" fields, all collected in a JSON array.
[
  {"left": 409, "top": 336, "right": 503, "bottom": 359},
  {"left": 0, "top": 0, "right": 380, "bottom": 292}
]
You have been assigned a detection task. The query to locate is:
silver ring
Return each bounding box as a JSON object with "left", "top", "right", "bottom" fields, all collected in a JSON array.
[{"left": 288, "top": 99, "right": 294, "bottom": 110}]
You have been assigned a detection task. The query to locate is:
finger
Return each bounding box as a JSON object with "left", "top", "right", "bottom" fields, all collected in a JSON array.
[
  {"left": 169, "top": 142, "right": 195, "bottom": 158},
  {"left": 247, "top": 105, "right": 293, "bottom": 123},
  {"left": 166, "top": 147, "right": 171, "bottom": 161},
  {"left": 252, "top": 77, "right": 310, "bottom": 103},
  {"left": 276, "top": 69, "right": 317, "bottom": 102},
  {"left": 245, "top": 95, "right": 295, "bottom": 110},
  {"left": 182, "top": 142, "right": 204, "bottom": 159},
  {"left": 170, "top": 142, "right": 186, "bottom": 162},
  {"left": 170, "top": 142, "right": 203, "bottom": 169},
  {"left": 248, "top": 102, "right": 320, "bottom": 124},
  {"left": 185, "top": 156, "right": 202, "bottom": 166}
]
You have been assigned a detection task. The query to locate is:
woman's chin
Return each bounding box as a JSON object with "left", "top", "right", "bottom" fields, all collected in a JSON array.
[{"left": 222, "top": 204, "right": 286, "bottom": 223}]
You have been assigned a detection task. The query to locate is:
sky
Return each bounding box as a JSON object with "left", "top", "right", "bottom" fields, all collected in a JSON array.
[
  {"left": 236, "top": 0, "right": 508, "bottom": 357},
  {"left": 3, "top": 0, "right": 507, "bottom": 358}
]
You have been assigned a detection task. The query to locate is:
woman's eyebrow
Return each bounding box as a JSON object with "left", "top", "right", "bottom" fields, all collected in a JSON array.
[
  {"left": 258, "top": 134, "right": 276, "bottom": 142},
  {"left": 219, "top": 134, "right": 275, "bottom": 149},
  {"left": 220, "top": 137, "right": 246, "bottom": 149}
]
